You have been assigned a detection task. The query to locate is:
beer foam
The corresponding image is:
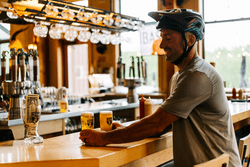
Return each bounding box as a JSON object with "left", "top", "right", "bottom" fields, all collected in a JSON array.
[
  {"left": 81, "top": 112, "right": 94, "bottom": 117},
  {"left": 100, "top": 110, "right": 113, "bottom": 114}
]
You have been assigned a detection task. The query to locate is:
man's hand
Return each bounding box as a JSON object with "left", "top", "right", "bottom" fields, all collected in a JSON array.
[
  {"left": 79, "top": 122, "right": 125, "bottom": 146},
  {"left": 112, "top": 122, "right": 125, "bottom": 130},
  {"left": 79, "top": 129, "right": 108, "bottom": 146}
]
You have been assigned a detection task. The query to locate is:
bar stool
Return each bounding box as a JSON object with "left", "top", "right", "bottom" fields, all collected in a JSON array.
[
  {"left": 0, "top": 129, "right": 14, "bottom": 142},
  {"left": 239, "top": 133, "right": 250, "bottom": 167},
  {"left": 193, "top": 153, "right": 229, "bottom": 167}
]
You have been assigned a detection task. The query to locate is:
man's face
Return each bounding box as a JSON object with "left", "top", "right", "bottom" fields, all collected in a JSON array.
[{"left": 160, "top": 29, "right": 185, "bottom": 62}]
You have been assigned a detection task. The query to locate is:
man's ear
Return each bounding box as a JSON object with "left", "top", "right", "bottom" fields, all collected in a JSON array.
[{"left": 187, "top": 34, "right": 196, "bottom": 47}]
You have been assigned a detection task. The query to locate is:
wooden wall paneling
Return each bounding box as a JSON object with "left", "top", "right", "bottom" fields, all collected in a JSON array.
[
  {"left": 63, "top": 41, "right": 69, "bottom": 88},
  {"left": 9, "top": 24, "right": 33, "bottom": 50},
  {"left": 36, "top": 36, "right": 49, "bottom": 87},
  {"left": 48, "top": 38, "right": 64, "bottom": 88},
  {"left": 158, "top": 56, "right": 174, "bottom": 97}
]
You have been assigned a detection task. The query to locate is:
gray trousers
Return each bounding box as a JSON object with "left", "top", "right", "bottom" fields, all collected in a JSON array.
[{"left": 157, "top": 160, "right": 174, "bottom": 167}]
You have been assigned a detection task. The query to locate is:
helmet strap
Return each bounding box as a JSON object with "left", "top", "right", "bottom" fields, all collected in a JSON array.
[{"left": 171, "top": 32, "right": 195, "bottom": 65}]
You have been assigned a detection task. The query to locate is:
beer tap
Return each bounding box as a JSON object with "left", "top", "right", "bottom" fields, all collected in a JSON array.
[
  {"left": 141, "top": 56, "right": 147, "bottom": 85},
  {"left": 136, "top": 56, "right": 141, "bottom": 78},
  {"left": 18, "top": 48, "right": 26, "bottom": 82},
  {"left": 117, "top": 56, "right": 122, "bottom": 85},
  {"left": 27, "top": 46, "right": 34, "bottom": 82},
  {"left": 1, "top": 51, "right": 8, "bottom": 82},
  {"left": 129, "top": 56, "right": 135, "bottom": 78},
  {"left": 10, "top": 48, "right": 17, "bottom": 82},
  {"left": 33, "top": 49, "right": 39, "bottom": 83},
  {"left": 0, "top": 51, "right": 9, "bottom": 111}
]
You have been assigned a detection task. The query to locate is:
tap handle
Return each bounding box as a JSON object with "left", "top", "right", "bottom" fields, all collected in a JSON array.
[
  {"left": 10, "top": 48, "right": 17, "bottom": 57},
  {"left": 136, "top": 56, "right": 140, "bottom": 78},
  {"left": 2, "top": 51, "right": 9, "bottom": 58}
]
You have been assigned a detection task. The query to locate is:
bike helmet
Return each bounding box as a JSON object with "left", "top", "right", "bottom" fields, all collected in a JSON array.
[{"left": 148, "top": 9, "right": 205, "bottom": 65}]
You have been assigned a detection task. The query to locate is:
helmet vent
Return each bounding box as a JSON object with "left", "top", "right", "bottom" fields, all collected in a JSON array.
[{"left": 195, "top": 22, "right": 201, "bottom": 28}]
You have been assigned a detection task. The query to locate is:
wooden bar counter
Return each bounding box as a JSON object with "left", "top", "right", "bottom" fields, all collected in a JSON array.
[
  {"left": 229, "top": 101, "right": 250, "bottom": 131},
  {"left": 0, "top": 99, "right": 163, "bottom": 139},
  {"left": 0, "top": 132, "right": 173, "bottom": 167},
  {"left": 0, "top": 100, "right": 249, "bottom": 167}
]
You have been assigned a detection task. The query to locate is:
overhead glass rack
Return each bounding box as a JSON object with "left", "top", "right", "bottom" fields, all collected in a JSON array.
[{"left": 0, "top": 0, "right": 145, "bottom": 33}]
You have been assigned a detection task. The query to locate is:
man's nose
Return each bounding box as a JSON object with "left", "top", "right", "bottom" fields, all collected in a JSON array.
[{"left": 159, "top": 40, "right": 165, "bottom": 49}]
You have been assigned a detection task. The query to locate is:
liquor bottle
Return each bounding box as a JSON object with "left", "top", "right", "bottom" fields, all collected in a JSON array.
[
  {"left": 232, "top": 87, "right": 237, "bottom": 99},
  {"left": 139, "top": 95, "right": 146, "bottom": 119},
  {"left": 59, "top": 89, "right": 68, "bottom": 113},
  {"left": 144, "top": 97, "right": 153, "bottom": 117},
  {"left": 238, "top": 89, "right": 243, "bottom": 99}
]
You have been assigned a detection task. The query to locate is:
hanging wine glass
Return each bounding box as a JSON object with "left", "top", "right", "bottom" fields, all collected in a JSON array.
[
  {"left": 23, "top": 17, "right": 35, "bottom": 23},
  {"left": 137, "top": 20, "right": 145, "bottom": 29},
  {"left": 77, "top": 9, "right": 84, "bottom": 20},
  {"left": 7, "top": 8, "right": 18, "bottom": 19},
  {"left": 77, "top": 9, "right": 90, "bottom": 22},
  {"left": 90, "top": 11, "right": 102, "bottom": 24},
  {"left": 61, "top": 6, "right": 75, "bottom": 20},
  {"left": 41, "top": 24, "right": 48, "bottom": 37},
  {"left": 64, "top": 27, "right": 78, "bottom": 41},
  {"left": 114, "top": 15, "right": 122, "bottom": 27},
  {"left": 49, "top": 24, "right": 62, "bottom": 39},
  {"left": 45, "top": 2, "right": 58, "bottom": 17},
  {"left": 90, "top": 29, "right": 100, "bottom": 43},
  {"left": 110, "top": 33, "right": 122, "bottom": 45},
  {"left": 55, "top": 24, "right": 63, "bottom": 39},
  {"left": 33, "top": 23, "right": 39, "bottom": 37},
  {"left": 33, "top": 22, "right": 48, "bottom": 38},
  {"left": 77, "top": 27, "right": 91, "bottom": 42},
  {"left": 49, "top": 25, "right": 56, "bottom": 39},
  {"left": 100, "top": 29, "right": 111, "bottom": 45},
  {"left": 103, "top": 13, "right": 114, "bottom": 26},
  {"left": 62, "top": 25, "right": 70, "bottom": 33},
  {"left": 124, "top": 19, "right": 135, "bottom": 30}
]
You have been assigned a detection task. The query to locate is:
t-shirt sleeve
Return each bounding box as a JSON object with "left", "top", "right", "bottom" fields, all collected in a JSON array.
[{"left": 160, "top": 71, "right": 212, "bottom": 119}]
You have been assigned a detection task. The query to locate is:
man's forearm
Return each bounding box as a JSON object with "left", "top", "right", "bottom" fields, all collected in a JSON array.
[
  {"left": 106, "top": 116, "right": 160, "bottom": 144},
  {"left": 104, "top": 107, "right": 178, "bottom": 144}
]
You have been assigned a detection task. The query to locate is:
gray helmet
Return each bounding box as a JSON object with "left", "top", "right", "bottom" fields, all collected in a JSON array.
[
  {"left": 148, "top": 9, "right": 204, "bottom": 65},
  {"left": 148, "top": 8, "right": 205, "bottom": 41}
]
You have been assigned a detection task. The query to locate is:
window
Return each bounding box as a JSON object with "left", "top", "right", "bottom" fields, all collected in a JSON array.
[
  {"left": 72, "top": 0, "right": 88, "bottom": 7},
  {"left": 204, "top": 0, "right": 250, "bottom": 89},
  {"left": 0, "top": 23, "right": 10, "bottom": 74},
  {"left": 67, "top": 44, "right": 89, "bottom": 96},
  {"left": 120, "top": 0, "right": 158, "bottom": 91}
]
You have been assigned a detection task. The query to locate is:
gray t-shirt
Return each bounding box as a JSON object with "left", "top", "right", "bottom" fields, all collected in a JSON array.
[{"left": 160, "top": 56, "right": 241, "bottom": 167}]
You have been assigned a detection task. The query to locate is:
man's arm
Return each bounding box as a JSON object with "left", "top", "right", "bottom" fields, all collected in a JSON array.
[{"left": 80, "top": 107, "right": 179, "bottom": 146}]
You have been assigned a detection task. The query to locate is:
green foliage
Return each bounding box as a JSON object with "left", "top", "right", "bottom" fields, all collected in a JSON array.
[
  {"left": 121, "top": 52, "right": 158, "bottom": 87},
  {"left": 205, "top": 45, "right": 250, "bottom": 88}
]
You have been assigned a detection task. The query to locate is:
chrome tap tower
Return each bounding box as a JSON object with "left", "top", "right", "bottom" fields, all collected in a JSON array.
[{"left": 0, "top": 46, "right": 43, "bottom": 120}]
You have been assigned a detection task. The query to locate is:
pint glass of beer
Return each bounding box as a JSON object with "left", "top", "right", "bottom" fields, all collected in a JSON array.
[
  {"left": 81, "top": 112, "right": 94, "bottom": 130},
  {"left": 100, "top": 111, "right": 113, "bottom": 131}
]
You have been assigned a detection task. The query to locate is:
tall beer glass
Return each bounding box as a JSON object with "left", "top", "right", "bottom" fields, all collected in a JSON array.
[
  {"left": 100, "top": 111, "right": 113, "bottom": 131},
  {"left": 81, "top": 112, "right": 94, "bottom": 130},
  {"left": 22, "top": 94, "right": 43, "bottom": 144}
]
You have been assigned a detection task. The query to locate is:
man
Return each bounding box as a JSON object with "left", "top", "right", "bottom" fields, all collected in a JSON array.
[{"left": 80, "top": 9, "right": 241, "bottom": 167}]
